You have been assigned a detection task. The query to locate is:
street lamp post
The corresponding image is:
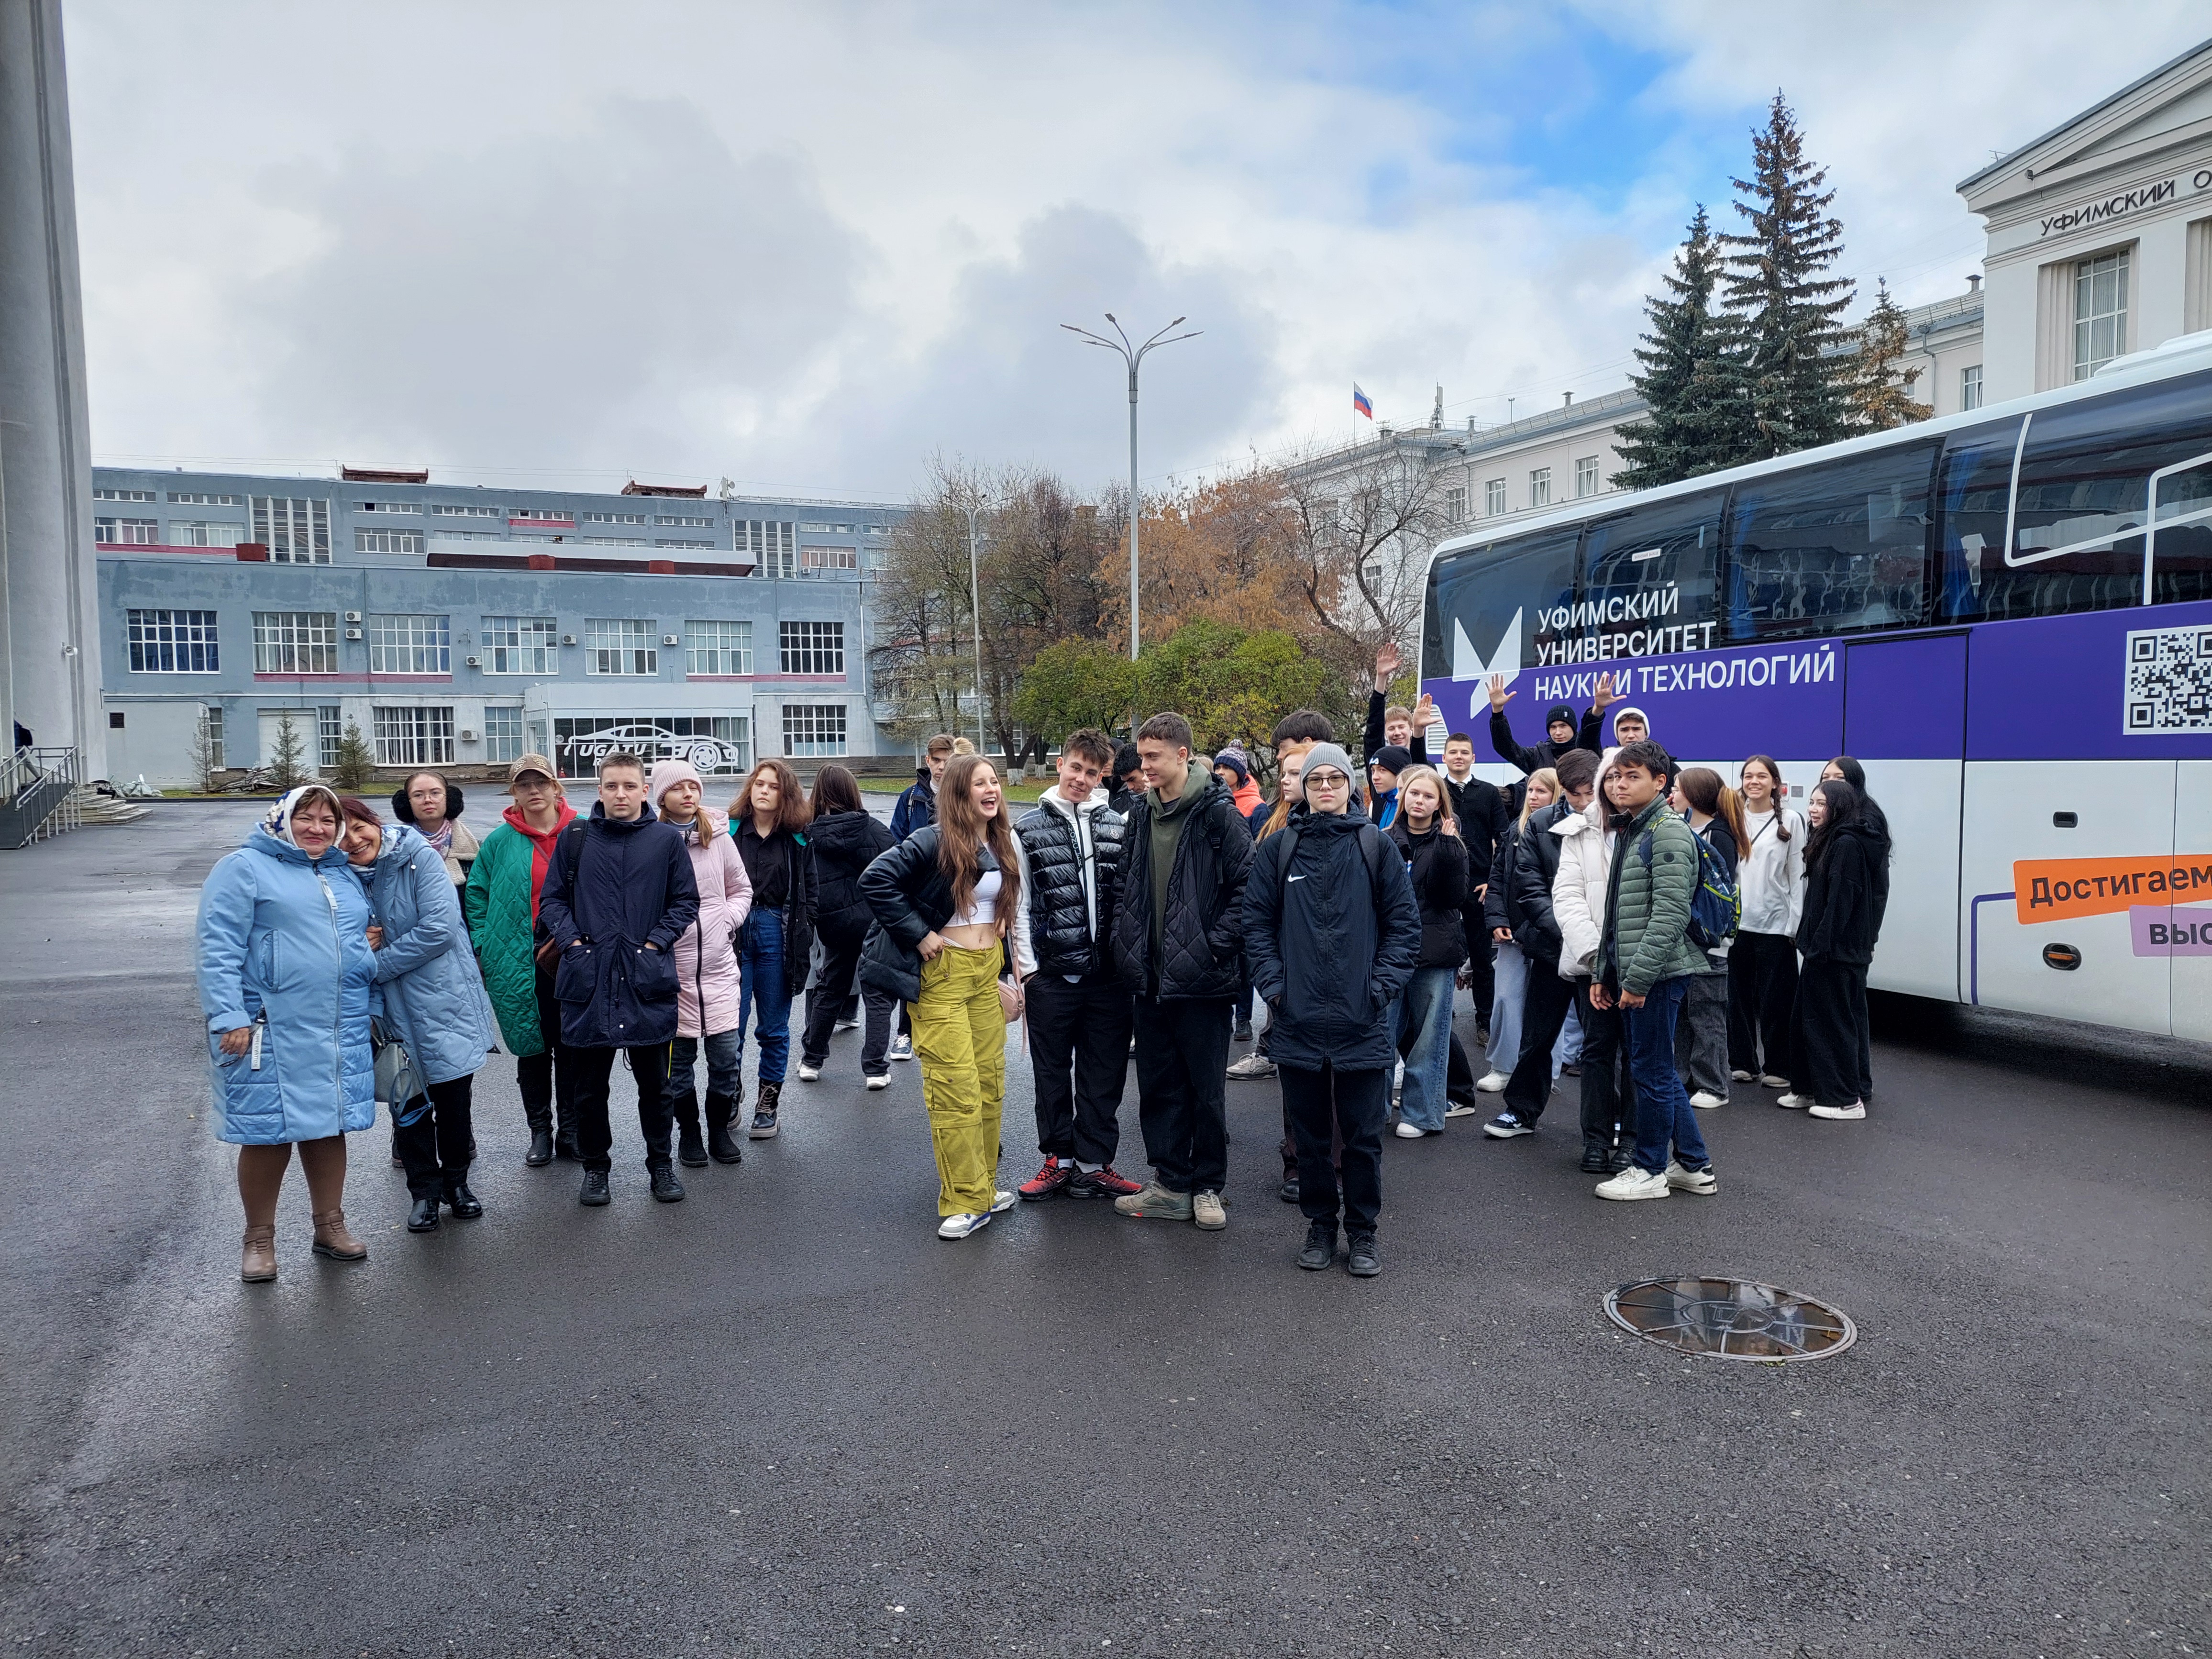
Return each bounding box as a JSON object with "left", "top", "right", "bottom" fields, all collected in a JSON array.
[
  {"left": 962, "top": 498, "right": 988, "bottom": 752},
  {"left": 1060, "top": 314, "right": 1201, "bottom": 661}
]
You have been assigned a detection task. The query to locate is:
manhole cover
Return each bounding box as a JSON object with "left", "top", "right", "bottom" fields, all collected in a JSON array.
[{"left": 1605, "top": 1277, "right": 1856, "bottom": 1362}]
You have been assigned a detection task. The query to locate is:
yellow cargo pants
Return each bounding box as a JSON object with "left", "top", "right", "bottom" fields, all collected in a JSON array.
[{"left": 909, "top": 942, "right": 1006, "bottom": 1217}]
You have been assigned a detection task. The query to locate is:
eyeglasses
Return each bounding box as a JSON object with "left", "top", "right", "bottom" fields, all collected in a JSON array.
[{"left": 1305, "top": 770, "right": 1349, "bottom": 790}]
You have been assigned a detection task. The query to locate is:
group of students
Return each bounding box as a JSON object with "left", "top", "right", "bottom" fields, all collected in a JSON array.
[{"left": 193, "top": 664, "right": 1891, "bottom": 1284}]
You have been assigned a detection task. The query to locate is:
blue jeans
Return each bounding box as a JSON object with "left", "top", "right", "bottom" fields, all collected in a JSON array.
[
  {"left": 1624, "top": 977, "right": 1710, "bottom": 1176},
  {"left": 738, "top": 908, "right": 792, "bottom": 1085},
  {"left": 1392, "top": 967, "right": 1457, "bottom": 1132}
]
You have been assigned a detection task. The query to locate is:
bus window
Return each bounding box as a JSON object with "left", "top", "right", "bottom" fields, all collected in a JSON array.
[
  {"left": 1936, "top": 418, "right": 2026, "bottom": 622},
  {"left": 1425, "top": 526, "right": 1581, "bottom": 682},
  {"left": 1989, "top": 368, "right": 2212, "bottom": 617},
  {"left": 1725, "top": 441, "right": 1935, "bottom": 643},
  {"left": 1578, "top": 491, "right": 1725, "bottom": 664}
]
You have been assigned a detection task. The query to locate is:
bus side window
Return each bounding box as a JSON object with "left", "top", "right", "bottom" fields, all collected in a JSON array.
[
  {"left": 1936, "top": 418, "right": 2025, "bottom": 623},
  {"left": 1579, "top": 491, "right": 1725, "bottom": 662},
  {"left": 1724, "top": 442, "right": 1936, "bottom": 644},
  {"left": 1988, "top": 368, "right": 2212, "bottom": 619}
]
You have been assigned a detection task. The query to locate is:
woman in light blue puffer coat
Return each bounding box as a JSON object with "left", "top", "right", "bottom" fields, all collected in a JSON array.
[
  {"left": 336, "top": 796, "right": 496, "bottom": 1236},
  {"left": 195, "top": 785, "right": 377, "bottom": 1282}
]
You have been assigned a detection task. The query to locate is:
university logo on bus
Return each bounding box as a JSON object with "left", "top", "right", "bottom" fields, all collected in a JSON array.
[{"left": 555, "top": 723, "right": 747, "bottom": 774}]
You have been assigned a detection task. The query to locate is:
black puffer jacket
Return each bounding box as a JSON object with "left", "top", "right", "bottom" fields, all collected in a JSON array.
[
  {"left": 1387, "top": 819, "right": 1470, "bottom": 970},
  {"left": 1797, "top": 820, "right": 1889, "bottom": 965},
  {"left": 1243, "top": 810, "right": 1420, "bottom": 1071},
  {"left": 1109, "top": 771, "right": 1253, "bottom": 1000},
  {"left": 1015, "top": 791, "right": 1125, "bottom": 980},
  {"left": 1504, "top": 801, "right": 1571, "bottom": 963},
  {"left": 807, "top": 807, "right": 896, "bottom": 947},
  {"left": 856, "top": 826, "right": 1032, "bottom": 1005}
]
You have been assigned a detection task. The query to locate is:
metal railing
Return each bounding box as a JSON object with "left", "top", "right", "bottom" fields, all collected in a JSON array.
[{"left": 0, "top": 746, "right": 83, "bottom": 850}]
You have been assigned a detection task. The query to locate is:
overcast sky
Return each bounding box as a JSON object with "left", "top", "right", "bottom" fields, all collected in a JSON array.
[{"left": 65, "top": 1, "right": 2211, "bottom": 504}]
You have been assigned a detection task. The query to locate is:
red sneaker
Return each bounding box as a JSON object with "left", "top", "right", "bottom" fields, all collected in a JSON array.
[
  {"left": 1018, "top": 1157, "right": 1074, "bottom": 1200},
  {"left": 1068, "top": 1164, "right": 1142, "bottom": 1200}
]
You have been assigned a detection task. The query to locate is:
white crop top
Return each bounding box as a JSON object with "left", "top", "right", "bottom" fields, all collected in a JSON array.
[{"left": 947, "top": 868, "right": 1002, "bottom": 929}]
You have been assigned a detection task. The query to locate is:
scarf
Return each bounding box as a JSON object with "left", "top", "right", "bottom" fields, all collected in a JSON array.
[{"left": 260, "top": 785, "right": 343, "bottom": 849}]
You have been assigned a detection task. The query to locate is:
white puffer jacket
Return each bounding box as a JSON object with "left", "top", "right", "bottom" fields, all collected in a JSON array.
[{"left": 1550, "top": 799, "right": 1614, "bottom": 981}]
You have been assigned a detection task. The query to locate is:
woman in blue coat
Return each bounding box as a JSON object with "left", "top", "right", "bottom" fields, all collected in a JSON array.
[
  {"left": 195, "top": 785, "right": 376, "bottom": 1282},
  {"left": 338, "top": 797, "right": 498, "bottom": 1233}
]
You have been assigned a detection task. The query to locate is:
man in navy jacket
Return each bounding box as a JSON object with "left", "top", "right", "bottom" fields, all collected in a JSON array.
[{"left": 536, "top": 750, "right": 699, "bottom": 1207}]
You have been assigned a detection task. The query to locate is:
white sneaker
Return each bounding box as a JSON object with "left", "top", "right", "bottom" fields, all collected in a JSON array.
[
  {"left": 1730, "top": 1068, "right": 1755, "bottom": 1083},
  {"left": 1594, "top": 1164, "right": 1670, "bottom": 1201},
  {"left": 1475, "top": 1070, "right": 1511, "bottom": 1093},
  {"left": 864, "top": 1074, "right": 890, "bottom": 1091},
  {"left": 1393, "top": 1120, "right": 1427, "bottom": 1139},
  {"left": 889, "top": 1035, "right": 913, "bottom": 1062},
  {"left": 1664, "top": 1160, "right": 1718, "bottom": 1195},
  {"left": 1759, "top": 1073, "right": 1790, "bottom": 1088},
  {"left": 1775, "top": 1092, "right": 1811, "bottom": 1109},
  {"left": 796, "top": 1061, "right": 822, "bottom": 1082},
  {"left": 989, "top": 1189, "right": 1017, "bottom": 1213},
  {"left": 1689, "top": 1091, "right": 1725, "bottom": 1109},
  {"left": 1808, "top": 1100, "right": 1867, "bottom": 1120},
  {"left": 937, "top": 1211, "right": 992, "bottom": 1239},
  {"left": 1444, "top": 1101, "right": 1481, "bottom": 1119},
  {"left": 834, "top": 1018, "right": 861, "bottom": 1033}
]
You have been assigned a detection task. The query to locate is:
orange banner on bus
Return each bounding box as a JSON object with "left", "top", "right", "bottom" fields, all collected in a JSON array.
[{"left": 2013, "top": 855, "right": 2212, "bottom": 924}]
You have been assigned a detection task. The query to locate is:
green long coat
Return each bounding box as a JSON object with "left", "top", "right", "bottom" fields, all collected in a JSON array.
[{"left": 463, "top": 807, "right": 575, "bottom": 1057}]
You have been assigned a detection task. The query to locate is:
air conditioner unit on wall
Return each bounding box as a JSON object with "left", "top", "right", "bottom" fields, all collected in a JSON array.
[
  {"left": 561, "top": 634, "right": 579, "bottom": 646},
  {"left": 459, "top": 729, "right": 479, "bottom": 741},
  {"left": 464, "top": 654, "right": 482, "bottom": 667},
  {"left": 343, "top": 610, "right": 362, "bottom": 622},
  {"left": 661, "top": 633, "right": 680, "bottom": 646},
  {"left": 343, "top": 627, "right": 363, "bottom": 640}
]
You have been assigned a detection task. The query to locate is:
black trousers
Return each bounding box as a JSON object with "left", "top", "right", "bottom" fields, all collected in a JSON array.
[
  {"left": 1502, "top": 955, "right": 1575, "bottom": 1124},
  {"left": 1728, "top": 930, "right": 1798, "bottom": 1078},
  {"left": 1132, "top": 995, "right": 1232, "bottom": 1194},
  {"left": 1280, "top": 1062, "right": 1387, "bottom": 1236},
  {"left": 568, "top": 1042, "right": 675, "bottom": 1173},
  {"left": 1446, "top": 1032, "right": 1478, "bottom": 1105},
  {"left": 518, "top": 960, "right": 579, "bottom": 1147},
  {"left": 1792, "top": 957, "right": 1870, "bottom": 1106},
  {"left": 800, "top": 928, "right": 894, "bottom": 1074},
  {"left": 396, "top": 1074, "right": 476, "bottom": 1200},
  {"left": 1464, "top": 934, "right": 1496, "bottom": 1035},
  {"left": 1027, "top": 972, "right": 1133, "bottom": 1165},
  {"left": 1575, "top": 980, "right": 1637, "bottom": 1151}
]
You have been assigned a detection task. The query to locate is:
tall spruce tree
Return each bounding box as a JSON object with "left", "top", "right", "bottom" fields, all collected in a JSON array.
[
  {"left": 1721, "top": 93, "right": 1857, "bottom": 459},
  {"left": 1612, "top": 206, "right": 1752, "bottom": 488},
  {"left": 1845, "top": 278, "right": 1932, "bottom": 434}
]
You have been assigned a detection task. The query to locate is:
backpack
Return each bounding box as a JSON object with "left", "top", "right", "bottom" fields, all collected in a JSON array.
[
  {"left": 531, "top": 820, "right": 591, "bottom": 963},
  {"left": 1273, "top": 820, "right": 1395, "bottom": 907},
  {"left": 1682, "top": 819, "right": 1740, "bottom": 950}
]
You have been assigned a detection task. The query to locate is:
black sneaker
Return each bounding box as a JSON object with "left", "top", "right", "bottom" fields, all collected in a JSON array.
[
  {"left": 649, "top": 1166, "right": 686, "bottom": 1204},
  {"left": 1578, "top": 1142, "right": 1611, "bottom": 1173},
  {"left": 1296, "top": 1223, "right": 1336, "bottom": 1271},
  {"left": 1345, "top": 1233, "right": 1382, "bottom": 1278},
  {"left": 1234, "top": 1018, "right": 1254, "bottom": 1043},
  {"left": 1278, "top": 1173, "right": 1301, "bottom": 1204},
  {"left": 578, "top": 1168, "right": 611, "bottom": 1206},
  {"left": 1607, "top": 1141, "right": 1635, "bottom": 1173}
]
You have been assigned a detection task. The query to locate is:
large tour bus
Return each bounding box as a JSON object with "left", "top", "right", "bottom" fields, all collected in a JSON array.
[{"left": 1419, "top": 331, "right": 2212, "bottom": 1040}]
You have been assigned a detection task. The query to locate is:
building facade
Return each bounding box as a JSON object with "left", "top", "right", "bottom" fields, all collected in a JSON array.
[{"left": 96, "top": 466, "right": 905, "bottom": 787}]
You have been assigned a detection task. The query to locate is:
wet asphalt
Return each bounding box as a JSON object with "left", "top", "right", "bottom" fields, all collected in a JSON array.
[{"left": 1, "top": 800, "right": 2207, "bottom": 1659}]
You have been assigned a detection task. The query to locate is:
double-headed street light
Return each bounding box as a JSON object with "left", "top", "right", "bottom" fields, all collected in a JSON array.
[
  {"left": 1060, "top": 314, "right": 1201, "bottom": 661},
  {"left": 962, "top": 495, "right": 990, "bottom": 751}
]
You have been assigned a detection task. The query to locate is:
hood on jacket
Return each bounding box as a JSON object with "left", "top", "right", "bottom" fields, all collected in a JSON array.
[
  {"left": 1039, "top": 784, "right": 1107, "bottom": 819},
  {"left": 501, "top": 800, "right": 575, "bottom": 845},
  {"left": 1149, "top": 757, "right": 1214, "bottom": 817},
  {"left": 588, "top": 799, "right": 659, "bottom": 831},
  {"left": 1606, "top": 705, "right": 1652, "bottom": 741},
  {"left": 390, "top": 777, "right": 463, "bottom": 825},
  {"left": 254, "top": 785, "right": 347, "bottom": 862},
  {"left": 368, "top": 818, "right": 428, "bottom": 874}
]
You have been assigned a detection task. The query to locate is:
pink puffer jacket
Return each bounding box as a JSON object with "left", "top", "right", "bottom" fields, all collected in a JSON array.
[{"left": 671, "top": 820, "right": 752, "bottom": 1037}]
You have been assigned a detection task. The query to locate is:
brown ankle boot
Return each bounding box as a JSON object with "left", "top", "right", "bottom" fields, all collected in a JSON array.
[
  {"left": 310, "top": 1208, "right": 367, "bottom": 1261},
  {"left": 240, "top": 1224, "right": 278, "bottom": 1282}
]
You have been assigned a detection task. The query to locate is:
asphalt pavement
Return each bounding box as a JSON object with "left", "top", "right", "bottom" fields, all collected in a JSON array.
[{"left": 2, "top": 801, "right": 2207, "bottom": 1658}]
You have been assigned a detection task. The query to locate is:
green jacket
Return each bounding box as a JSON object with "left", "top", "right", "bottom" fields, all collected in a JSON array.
[
  {"left": 463, "top": 812, "right": 569, "bottom": 1058},
  {"left": 1597, "top": 799, "right": 1708, "bottom": 997}
]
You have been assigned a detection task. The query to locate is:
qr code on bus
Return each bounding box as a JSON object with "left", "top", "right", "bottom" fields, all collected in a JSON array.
[{"left": 2124, "top": 628, "right": 2212, "bottom": 734}]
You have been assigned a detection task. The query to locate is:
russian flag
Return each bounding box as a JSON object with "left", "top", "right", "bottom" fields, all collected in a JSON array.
[{"left": 1352, "top": 384, "right": 1374, "bottom": 420}]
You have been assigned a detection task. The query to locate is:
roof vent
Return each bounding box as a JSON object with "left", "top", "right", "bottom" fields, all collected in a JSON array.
[
  {"left": 1562, "top": 391, "right": 1574, "bottom": 408},
  {"left": 1966, "top": 273, "right": 1982, "bottom": 294}
]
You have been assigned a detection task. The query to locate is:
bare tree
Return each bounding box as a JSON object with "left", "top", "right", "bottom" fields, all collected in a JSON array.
[{"left": 1276, "top": 437, "right": 1453, "bottom": 669}]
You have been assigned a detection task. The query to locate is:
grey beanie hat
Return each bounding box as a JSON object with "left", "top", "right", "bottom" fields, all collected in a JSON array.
[{"left": 1298, "top": 742, "right": 1359, "bottom": 808}]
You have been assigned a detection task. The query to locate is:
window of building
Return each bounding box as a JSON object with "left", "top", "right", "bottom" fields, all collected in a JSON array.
[
  {"left": 686, "top": 619, "right": 753, "bottom": 676},
  {"left": 1574, "top": 456, "right": 1600, "bottom": 498},
  {"left": 800, "top": 543, "right": 858, "bottom": 574},
  {"left": 579, "top": 536, "right": 647, "bottom": 547},
  {"left": 93, "top": 487, "right": 155, "bottom": 502},
  {"left": 94, "top": 517, "right": 158, "bottom": 544},
  {"left": 169, "top": 520, "right": 246, "bottom": 548},
  {"left": 429, "top": 503, "right": 500, "bottom": 517},
  {"left": 1444, "top": 487, "right": 1467, "bottom": 524},
  {"left": 2073, "top": 250, "right": 2130, "bottom": 380},
  {"left": 368, "top": 613, "right": 451, "bottom": 674},
  {"left": 202, "top": 705, "right": 224, "bottom": 769},
  {"left": 127, "top": 609, "right": 219, "bottom": 673},
  {"left": 355, "top": 528, "right": 424, "bottom": 554},
  {"left": 782, "top": 703, "right": 847, "bottom": 757},
  {"left": 318, "top": 705, "right": 343, "bottom": 770},
  {"left": 740, "top": 520, "right": 797, "bottom": 578},
  {"left": 582, "top": 511, "right": 644, "bottom": 525},
  {"left": 1960, "top": 365, "right": 1983, "bottom": 412},
  {"left": 655, "top": 515, "right": 711, "bottom": 527},
  {"left": 169, "top": 492, "right": 238, "bottom": 505},
  {"left": 551, "top": 714, "right": 751, "bottom": 779},
  {"left": 483, "top": 706, "right": 524, "bottom": 763},
  {"left": 252, "top": 611, "right": 339, "bottom": 674},
  {"left": 355, "top": 500, "right": 419, "bottom": 514},
  {"left": 655, "top": 538, "right": 712, "bottom": 549},
  {"left": 481, "top": 615, "right": 558, "bottom": 675},
  {"left": 1529, "top": 468, "right": 1552, "bottom": 509},
  {"left": 511, "top": 509, "right": 571, "bottom": 524},
  {"left": 586, "top": 618, "right": 658, "bottom": 675},
  {"left": 1484, "top": 478, "right": 1506, "bottom": 517},
  {"left": 249, "top": 497, "right": 331, "bottom": 564},
  {"left": 373, "top": 706, "right": 455, "bottom": 766},
  {"left": 779, "top": 620, "right": 845, "bottom": 675}
]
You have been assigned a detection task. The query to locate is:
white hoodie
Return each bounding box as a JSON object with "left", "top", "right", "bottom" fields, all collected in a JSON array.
[
  {"left": 1736, "top": 804, "right": 1807, "bottom": 937},
  {"left": 1036, "top": 784, "right": 1107, "bottom": 980}
]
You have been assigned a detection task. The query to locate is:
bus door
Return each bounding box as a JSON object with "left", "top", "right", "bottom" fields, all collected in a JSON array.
[{"left": 1842, "top": 634, "right": 1965, "bottom": 1002}]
